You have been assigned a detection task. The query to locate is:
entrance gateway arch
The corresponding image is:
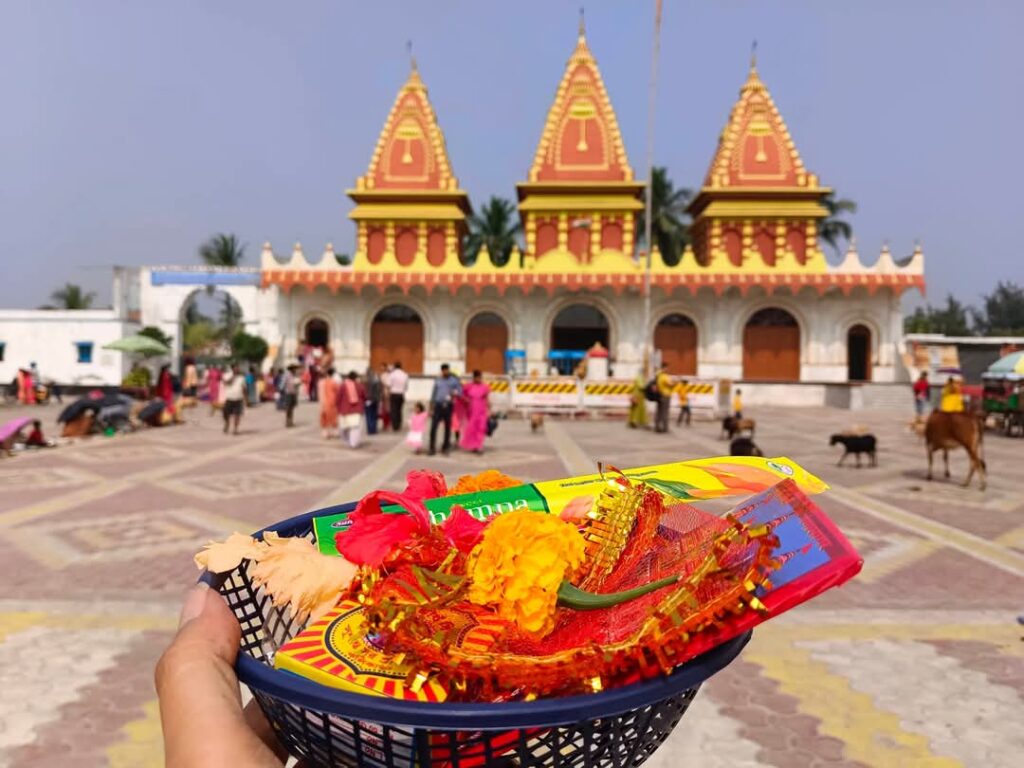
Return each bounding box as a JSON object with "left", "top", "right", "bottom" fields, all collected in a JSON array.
[{"left": 138, "top": 267, "right": 272, "bottom": 370}]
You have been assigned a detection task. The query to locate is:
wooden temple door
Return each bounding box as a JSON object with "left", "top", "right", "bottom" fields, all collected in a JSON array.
[
  {"left": 465, "top": 312, "right": 508, "bottom": 374},
  {"left": 654, "top": 314, "right": 697, "bottom": 375},
  {"left": 370, "top": 306, "right": 424, "bottom": 374},
  {"left": 742, "top": 309, "right": 800, "bottom": 381}
]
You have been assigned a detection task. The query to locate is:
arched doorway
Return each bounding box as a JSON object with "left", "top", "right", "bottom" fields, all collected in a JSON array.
[
  {"left": 304, "top": 318, "right": 329, "bottom": 349},
  {"left": 370, "top": 305, "right": 424, "bottom": 374},
  {"left": 654, "top": 313, "right": 697, "bottom": 375},
  {"left": 550, "top": 303, "right": 609, "bottom": 352},
  {"left": 179, "top": 288, "right": 243, "bottom": 364},
  {"left": 550, "top": 303, "right": 610, "bottom": 375},
  {"left": 847, "top": 324, "right": 872, "bottom": 381},
  {"left": 742, "top": 308, "right": 800, "bottom": 381},
  {"left": 465, "top": 312, "right": 508, "bottom": 375}
]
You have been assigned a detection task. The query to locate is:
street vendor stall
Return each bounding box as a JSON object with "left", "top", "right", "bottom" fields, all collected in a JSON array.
[{"left": 982, "top": 351, "right": 1024, "bottom": 435}]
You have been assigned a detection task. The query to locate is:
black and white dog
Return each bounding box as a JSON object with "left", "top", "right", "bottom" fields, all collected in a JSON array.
[{"left": 829, "top": 433, "right": 877, "bottom": 467}]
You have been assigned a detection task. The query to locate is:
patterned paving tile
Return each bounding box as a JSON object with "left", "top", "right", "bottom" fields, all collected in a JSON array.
[
  {"left": 153, "top": 468, "right": 332, "bottom": 500},
  {"left": 0, "top": 399, "right": 1021, "bottom": 766},
  {"left": 0, "top": 466, "right": 103, "bottom": 491}
]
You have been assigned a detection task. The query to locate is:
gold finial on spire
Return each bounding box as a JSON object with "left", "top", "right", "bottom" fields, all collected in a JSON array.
[
  {"left": 579, "top": 7, "right": 586, "bottom": 39},
  {"left": 750, "top": 39, "right": 758, "bottom": 72}
]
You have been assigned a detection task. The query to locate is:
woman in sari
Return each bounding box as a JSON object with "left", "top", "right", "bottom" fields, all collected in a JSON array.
[
  {"left": 156, "top": 364, "right": 175, "bottom": 416},
  {"left": 318, "top": 367, "right": 339, "bottom": 438},
  {"left": 459, "top": 370, "right": 491, "bottom": 453},
  {"left": 628, "top": 372, "right": 648, "bottom": 428},
  {"left": 206, "top": 365, "right": 222, "bottom": 414},
  {"left": 17, "top": 368, "right": 36, "bottom": 405}
]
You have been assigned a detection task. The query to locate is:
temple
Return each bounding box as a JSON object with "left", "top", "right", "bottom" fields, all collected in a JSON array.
[{"left": 189, "top": 26, "right": 925, "bottom": 386}]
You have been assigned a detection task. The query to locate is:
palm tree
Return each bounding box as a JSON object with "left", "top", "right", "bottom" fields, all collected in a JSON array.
[
  {"left": 637, "top": 167, "right": 693, "bottom": 266},
  {"left": 818, "top": 193, "right": 857, "bottom": 256},
  {"left": 198, "top": 233, "right": 246, "bottom": 267},
  {"left": 49, "top": 283, "right": 95, "bottom": 309},
  {"left": 198, "top": 233, "right": 246, "bottom": 335},
  {"left": 464, "top": 197, "right": 522, "bottom": 266}
]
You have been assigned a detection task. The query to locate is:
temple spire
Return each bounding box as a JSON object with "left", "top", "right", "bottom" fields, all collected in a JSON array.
[
  {"left": 750, "top": 39, "right": 758, "bottom": 72},
  {"left": 578, "top": 7, "right": 586, "bottom": 39}
]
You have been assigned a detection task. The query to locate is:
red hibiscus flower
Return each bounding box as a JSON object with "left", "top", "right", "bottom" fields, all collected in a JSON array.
[
  {"left": 336, "top": 490, "right": 431, "bottom": 566},
  {"left": 403, "top": 470, "right": 447, "bottom": 501},
  {"left": 441, "top": 505, "right": 486, "bottom": 553}
]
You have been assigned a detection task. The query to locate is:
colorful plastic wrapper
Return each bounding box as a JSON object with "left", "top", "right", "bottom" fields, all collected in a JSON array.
[{"left": 314, "top": 456, "right": 827, "bottom": 556}]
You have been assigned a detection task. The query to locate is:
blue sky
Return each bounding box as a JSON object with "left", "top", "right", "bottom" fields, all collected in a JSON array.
[{"left": 2, "top": 1, "right": 1020, "bottom": 310}]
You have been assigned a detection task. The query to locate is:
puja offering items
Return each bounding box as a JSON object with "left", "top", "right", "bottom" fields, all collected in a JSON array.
[
  {"left": 196, "top": 461, "right": 861, "bottom": 703},
  {"left": 313, "top": 456, "right": 827, "bottom": 556}
]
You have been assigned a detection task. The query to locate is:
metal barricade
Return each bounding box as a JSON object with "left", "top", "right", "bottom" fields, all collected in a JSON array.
[{"left": 511, "top": 378, "right": 581, "bottom": 411}]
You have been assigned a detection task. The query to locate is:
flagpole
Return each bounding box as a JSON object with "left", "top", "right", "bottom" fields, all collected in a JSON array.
[{"left": 641, "top": 0, "right": 663, "bottom": 378}]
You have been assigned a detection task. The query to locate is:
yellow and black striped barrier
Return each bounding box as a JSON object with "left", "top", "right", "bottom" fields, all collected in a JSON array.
[
  {"left": 678, "top": 382, "right": 714, "bottom": 395},
  {"left": 486, "top": 379, "right": 510, "bottom": 393},
  {"left": 515, "top": 381, "right": 579, "bottom": 394},
  {"left": 583, "top": 382, "right": 633, "bottom": 396}
]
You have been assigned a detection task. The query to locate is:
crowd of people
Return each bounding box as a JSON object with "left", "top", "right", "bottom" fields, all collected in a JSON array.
[
  {"left": 6, "top": 362, "right": 62, "bottom": 405},
  {"left": 175, "top": 351, "right": 495, "bottom": 455}
]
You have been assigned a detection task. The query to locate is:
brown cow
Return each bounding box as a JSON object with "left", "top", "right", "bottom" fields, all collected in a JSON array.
[{"left": 924, "top": 411, "right": 986, "bottom": 490}]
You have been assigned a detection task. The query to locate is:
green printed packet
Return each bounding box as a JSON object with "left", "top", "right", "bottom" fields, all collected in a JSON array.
[{"left": 313, "top": 456, "right": 826, "bottom": 556}]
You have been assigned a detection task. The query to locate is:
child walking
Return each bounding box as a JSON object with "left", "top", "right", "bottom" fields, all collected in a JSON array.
[{"left": 405, "top": 402, "right": 428, "bottom": 453}]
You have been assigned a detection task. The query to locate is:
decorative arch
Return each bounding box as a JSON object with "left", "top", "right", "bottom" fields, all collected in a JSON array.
[
  {"left": 543, "top": 294, "right": 621, "bottom": 357},
  {"left": 846, "top": 322, "right": 873, "bottom": 382},
  {"left": 177, "top": 286, "right": 247, "bottom": 362},
  {"left": 463, "top": 310, "right": 510, "bottom": 375},
  {"left": 741, "top": 305, "right": 802, "bottom": 381},
  {"left": 296, "top": 310, "right": 335, "bottom": 350},
  {"left": 364, "top": 295, "right": 432, "bottom": 374},
  {"left": 653, "top": 311, "right": 699, "bottom": 375},
  {"left": 458, "top": 303, "right": 517, "bottom": 353}
]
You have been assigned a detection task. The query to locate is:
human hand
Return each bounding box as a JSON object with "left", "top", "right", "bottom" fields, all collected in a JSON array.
[{"left": 156, "top": 583, "right": 287, "bottom": 767}]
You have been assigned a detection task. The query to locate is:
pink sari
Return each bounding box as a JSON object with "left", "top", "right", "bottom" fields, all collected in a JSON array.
[
  {"left": 459, "top": 382, "right": 490, "bottom": 452},
  {"left": 207, "top": 368, "right": 222, "bottom": 403}
]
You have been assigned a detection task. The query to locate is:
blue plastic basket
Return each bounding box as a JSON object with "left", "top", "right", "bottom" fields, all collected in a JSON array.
[{"left": 204, "top": 503, "right": 751, "bottom": 767}]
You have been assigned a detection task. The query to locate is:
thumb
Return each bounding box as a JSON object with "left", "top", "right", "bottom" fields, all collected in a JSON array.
[{"left": 156, "top": 583, "right": 281, "bottom": 767}]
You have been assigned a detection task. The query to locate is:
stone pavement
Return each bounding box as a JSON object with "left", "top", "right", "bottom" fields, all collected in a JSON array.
[{"left": 0, "top": 399, "right": 1021, "bottom": 767}]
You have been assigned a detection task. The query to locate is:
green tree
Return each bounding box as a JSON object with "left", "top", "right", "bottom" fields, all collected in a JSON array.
[
  {"left": 971, "top": 281, "right": 1024, "bottom": 335},
  {"left": 135, "top": 326, "right": 172, "bottom": 358},
  {"left": 818, "top": 193, "right": 858, "bottom": 256},
  {"left": 138, "top": 325, "right": 173, "bottom": 348},
  {"left": 183, "top": 321, "right": 217, "bottom": 353},
  {"left": 218, "top": 295, "right": 243, "bottom": 336},
  {"left": 198, "top": 234, "right": 246, "bottom": 335},
  {"left": 231, "top": 331, "right": 268, "bottom": 364},
  {"left": 198, "top": 233, "right": 246, "bottom": 267},
  {"left": 904, "top": 295, "right": 973, "bottom": 336},
  {"left": 637, "top": 167, "right": 693, "bottom": 266},
  {"left": 463, "top": 197, "right": 522, "bottom": 266},
  {"left": 48, "top": 283, "right": 95, "bottom": 309}
]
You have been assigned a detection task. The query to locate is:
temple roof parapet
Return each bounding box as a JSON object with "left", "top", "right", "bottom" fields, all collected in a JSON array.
[{"left": 259, "top": 237, "right": 924, "bottom": 297}]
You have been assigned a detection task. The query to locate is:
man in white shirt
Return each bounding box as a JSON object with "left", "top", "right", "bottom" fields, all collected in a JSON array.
[
  {"left": 220, "top": 364, "right": 246, "bottom": 435},
  {"left": 387, "top": 361, "right": 409, "bottom": 431}
]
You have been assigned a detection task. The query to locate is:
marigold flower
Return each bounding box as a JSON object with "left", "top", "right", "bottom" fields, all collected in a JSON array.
[
  {"left": 446, "top": 470, "right": 521, "bottom": 497},
  {"left": 466, "top": 510, "right": 586, "bottom": 636}
]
